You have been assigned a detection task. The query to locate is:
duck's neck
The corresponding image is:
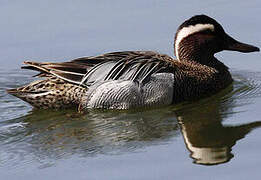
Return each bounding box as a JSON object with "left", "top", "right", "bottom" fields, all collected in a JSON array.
[{"left": 180, "top": 54, "right": 229, "bottom": 73}]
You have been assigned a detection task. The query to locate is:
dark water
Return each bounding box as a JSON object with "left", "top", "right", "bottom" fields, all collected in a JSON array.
[{"left": 1, "top": 1, "right": 261, "bottom": 180}]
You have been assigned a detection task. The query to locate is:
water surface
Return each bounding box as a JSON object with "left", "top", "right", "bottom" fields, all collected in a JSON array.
[{"left": 1, "top": 0, "right": 261, "bottom": 179}]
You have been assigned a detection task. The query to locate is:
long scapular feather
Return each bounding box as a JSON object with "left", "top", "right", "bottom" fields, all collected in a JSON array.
[{"left": 22, "top": 61, "right": 89, "bottom": 85}]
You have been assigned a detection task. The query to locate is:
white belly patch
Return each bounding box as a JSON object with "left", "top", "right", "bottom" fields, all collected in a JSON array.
[{"left": 80, "top": 73, "right": 174, "bottom": 110}]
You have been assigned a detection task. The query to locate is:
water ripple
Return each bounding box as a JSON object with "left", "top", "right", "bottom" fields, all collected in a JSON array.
[{"left": 1, "top": 69, "right": 261, "bottom": 168}]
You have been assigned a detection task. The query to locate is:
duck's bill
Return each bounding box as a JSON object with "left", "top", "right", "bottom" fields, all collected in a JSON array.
[{"left": 225, "top": 35, "right": 260, "bottom": 53}]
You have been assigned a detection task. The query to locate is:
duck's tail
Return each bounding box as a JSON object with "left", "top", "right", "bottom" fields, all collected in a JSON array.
[
  {"left": 7, "top": 59, "right": 90, "bottom": 109},
  {"left": 7, "top": 77, "right": 87, "bottom": 109}
]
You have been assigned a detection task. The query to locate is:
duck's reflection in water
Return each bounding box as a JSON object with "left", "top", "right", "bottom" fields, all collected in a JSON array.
[
  {"left": 2, "top": 77, "right": 261, "bottom": 167},
  {"left": 176, "top": 93, "right": 261, "bottom": 165},
  {"left": 2, "top": 108, "right": 179, "bottom": 165}
]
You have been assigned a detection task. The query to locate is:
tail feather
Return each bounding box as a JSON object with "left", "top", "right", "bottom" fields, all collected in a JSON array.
[
  {"left": 7, "top": 60, "right": 90, "bottom": 109},
  {"left": 7, "top": 78, "right": 87, "bottom": 109}
]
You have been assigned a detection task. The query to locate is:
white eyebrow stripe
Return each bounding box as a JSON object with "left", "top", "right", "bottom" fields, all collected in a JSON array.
[{"left": 175, "top": 24, "right": 215, "bottom": 61}]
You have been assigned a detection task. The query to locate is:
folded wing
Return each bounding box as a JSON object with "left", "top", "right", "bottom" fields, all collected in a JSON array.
[{"left": 22, "top": 51, "right": 174, "bottom": 87}]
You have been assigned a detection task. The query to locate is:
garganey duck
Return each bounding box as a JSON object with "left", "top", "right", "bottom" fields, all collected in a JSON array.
[{"left": 7, "top": 15, "right": 259, "bottom": 110}]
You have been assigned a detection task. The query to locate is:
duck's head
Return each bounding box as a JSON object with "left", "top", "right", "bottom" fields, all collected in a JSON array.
[{"left": 174, "top": 15, "right": 259, "bottom": 64}]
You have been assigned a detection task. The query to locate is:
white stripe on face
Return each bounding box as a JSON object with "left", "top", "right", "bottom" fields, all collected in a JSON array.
[{"left": 175, "top": 24, "right": 215, "bottom": 60}]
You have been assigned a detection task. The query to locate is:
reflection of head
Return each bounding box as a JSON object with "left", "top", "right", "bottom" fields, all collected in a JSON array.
[
  {"left": 176, "top": 74, "right": 261, "bottom": 165},
  {"left": 190, "top": 147, "right": 233, "bottom": 165},
  {"left": 181, "top": 122, "right": 233, "bottom": 165},
  {"left": 178, "top": 106, "right": 261, "bottom": 166}
]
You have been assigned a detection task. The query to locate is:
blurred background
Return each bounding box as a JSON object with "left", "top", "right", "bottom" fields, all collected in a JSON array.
[{"left": 0, "top": 0, "right": 260, "bottom": 70}]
